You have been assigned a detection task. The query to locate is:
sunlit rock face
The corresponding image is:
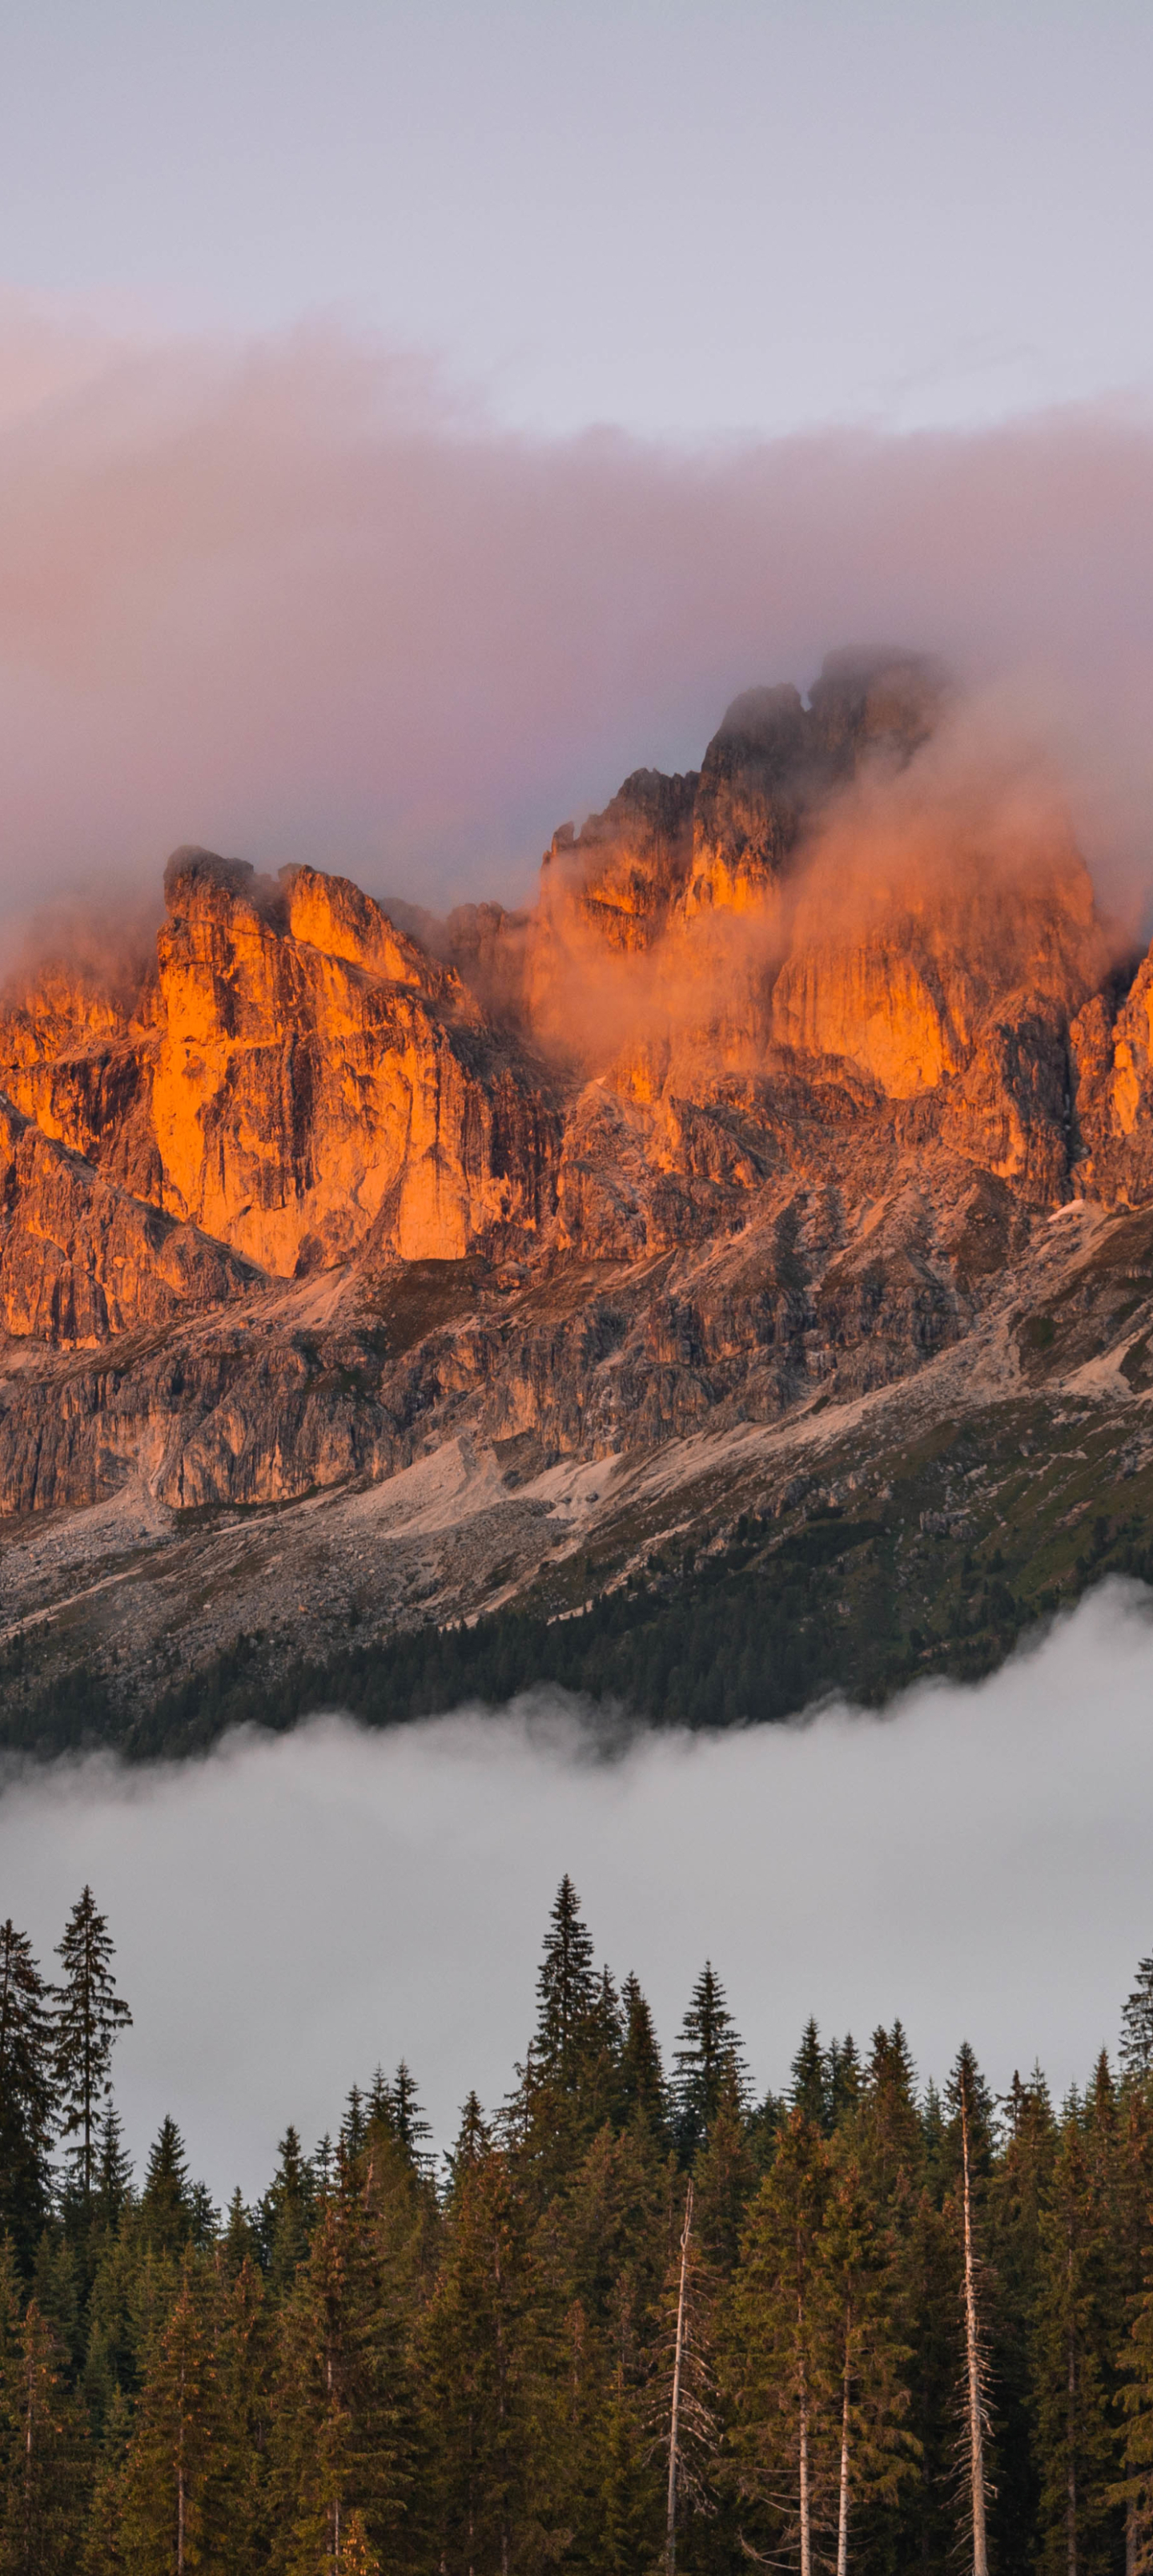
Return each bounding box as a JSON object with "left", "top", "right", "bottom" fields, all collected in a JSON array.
[
  {"left": 146, "top": 848, "right": 558, "bottom": 1274},
  {"left": 0, "top": 1092, "right": 250, "bottom": 1344},
  {"left": 0, "top": 647, "right": 1149, "bottom": 1392}
]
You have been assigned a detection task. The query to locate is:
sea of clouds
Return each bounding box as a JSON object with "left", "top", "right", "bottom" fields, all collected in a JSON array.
[{"left": 2, "top": 1578, "right": 1151, "bottom": 2204}]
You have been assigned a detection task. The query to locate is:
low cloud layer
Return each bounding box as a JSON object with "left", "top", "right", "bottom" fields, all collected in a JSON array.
[
  {"left": 2, "top": 304, "right": 1153, "bottom": 924},
  {"left": 2, "top": 1580, "right": 1151, "bottom": 2204}
]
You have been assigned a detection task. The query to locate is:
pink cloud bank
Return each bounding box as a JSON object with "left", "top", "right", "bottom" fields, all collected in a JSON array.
[{"left": 0, "top": 301, "right": 1151, "bottom": 929}]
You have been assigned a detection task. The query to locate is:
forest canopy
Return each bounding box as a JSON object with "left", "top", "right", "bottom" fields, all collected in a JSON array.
[{"left": 3, "top": 1878, "right": 1153, "bottom": 2572}]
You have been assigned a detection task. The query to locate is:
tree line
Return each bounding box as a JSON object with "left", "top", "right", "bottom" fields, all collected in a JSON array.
[{"left": 5, "top": 1878, "right": 1153, "bottom": 2571}]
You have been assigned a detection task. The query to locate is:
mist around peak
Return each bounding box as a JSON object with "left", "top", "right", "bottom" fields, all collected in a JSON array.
[{"left": 0, "top": 302, "right": 1152, "bottom": 928}]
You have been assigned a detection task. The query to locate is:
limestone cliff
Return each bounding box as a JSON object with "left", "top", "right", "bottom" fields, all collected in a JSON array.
[{"left": 2, "top": 651, "right": 1153, "bottom": 1565}]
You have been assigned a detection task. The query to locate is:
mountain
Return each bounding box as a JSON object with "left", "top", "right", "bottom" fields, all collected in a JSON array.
[{"left": 4, "top": 648, "right": 1153, "bottom": 1753}]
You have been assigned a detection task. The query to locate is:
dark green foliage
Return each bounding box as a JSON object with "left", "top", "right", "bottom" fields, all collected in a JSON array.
[
  {"left": 0, "top": 1922, "right": 56, "bottom": 2273},
  {"left": 673, "top": 1962, "right": 747, "bottom": 2163},
  {"left": 11, "top": 1876, "right": 1153, "bottom": 2570},
  {"left": 53, "top": 1888, "right": 132, "bottom": 2208}
]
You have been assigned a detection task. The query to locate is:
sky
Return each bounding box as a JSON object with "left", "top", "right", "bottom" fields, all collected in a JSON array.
[
  {"left": 3, "top": 1, "right": 1152, "bottom": 443},
  {"left": 1, "top": 2, "right": 1152, "bottom": 919},
  {"left": 2, "top": 1581, "right": 1152, "bottom": 2204}
]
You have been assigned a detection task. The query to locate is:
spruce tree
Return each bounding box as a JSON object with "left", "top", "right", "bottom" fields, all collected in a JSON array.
[
  {"left": 52, "top": 1890, "right": 131, "bottom": 2210},
  {"left": 258, "top": 2129, "right": 315, "bottom": 2289},
  {"left": 813, "top": 2155, "right": 918, "bottom": 2570},
  {"left": 1032, "top": 2115, "right": 1118, "bottom": 2576},
  {"left": 617, "top": 1974, "right": 669, "bottom": 2143},
  {"left": 791, "top": 2017, "right": 830, "bottom": 2131},
  {"left": 724, "top": 2108, "right": 834, "bottom": 2571},
  {"left": 0, "top": 1921, "right": 56, "bottom": 2273},
  {"left": 673, "top": 1963, "right": 747, "bottom": 2163},
  {"left": 533, "top": 1876, "right": 598, "bottom": 2080},
  {"left": 273, "top": 2141, "right": 424, "bottom": 2571},
  {"left": 417, "top": 2111, "right": 526, "bottom": 2573},
  {"left": 115, "top": 2251, "right": 224, "bottom": 2573},
  {"left": 387, "top": 2064, "right": 433, "bottom": 2178},
  {"left": 139, "top": 2119, "right": 194, "bottom": 2259},
  {"left": 93, "top": 2106, "right": 134, "bottom": 2240},
  {"left": 0, "top": 2255, "right": 87, "bottom": 2576},
  {"left": 1121, "top": 1956, "right": 1153, "bottom": 2081}
]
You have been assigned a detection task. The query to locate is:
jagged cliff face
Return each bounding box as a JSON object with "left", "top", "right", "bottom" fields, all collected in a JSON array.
[{"left": 2, "top": 647, "right": 1153, "bottom": 1556}]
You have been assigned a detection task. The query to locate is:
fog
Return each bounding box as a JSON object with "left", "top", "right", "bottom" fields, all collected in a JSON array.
[
  {"left": 2, "top": 1580, "right": 1151, "bottom": 2204},
  {"left": 2, "top": 306, "right": 1153, "bottom": 922}
]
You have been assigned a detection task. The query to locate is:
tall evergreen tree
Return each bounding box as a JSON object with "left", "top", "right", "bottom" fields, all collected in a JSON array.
[
  {"left": 418, "top": 2116, "right": 525, "bottom": 2574},
  {"left": 1032, "top": 2116, "right": 1118, "bottom": 2575},
  {"left": 0, "top": 2250, "right": 87, "bottom": 2576},
  {"left": 724, "top": 2110, "right": 834, "bottom": 2575},
  {"left": 1121, "top": 1957, "right": 1153, "bottom": 2082},
  {"left": 52, "top": 1891, "right": 131, "bottom": 2211},
  {"left": 140, "top": 2119, "right": 195, "bottom": 2260},
  {"left": 792, "top": 2018, "right": 830, "bottom": 2131},
  {"left": 273, "top": 2141, "right": 424, "bottom": 2572},
  {"left": 533, "top": 1877, "right": 598, "bottom": 2081},
  {"left": 673, "top": 1964, "right": 746, "bottom": 2164},
  {"left": 258, "top": 2129, "right": 315, "bottom": 2290},
  {"left": 617, "top": 1974, "right": 669, "bottom": 2144},
  {"left": 0, "top": 1922, "right": 56, "bottom": 2274},
  {"left": 813, "top": 2155, "right": 917, "bottom": 2571}
]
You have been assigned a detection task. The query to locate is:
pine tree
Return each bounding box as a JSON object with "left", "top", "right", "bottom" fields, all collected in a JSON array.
[
  {"left": 384, "top": 2063, "right": 434, "bottom": 2179},
  {"left": 1032, "top": 2115, "right": 1118, "bottom": 2575},
  {"left": 258, "top": 2128, "right": 315, "bottom": 2289},
  {"left": 1121, "top": 1957, "right": 1153, "bottom": 2082},
  {"left": 115, "top": 2252, "right": 223, "bottom": 2574},
  {"left": 533, "top": 1876, "right": 599, "bottom": 2080},
  {"left": 0, "top": 2261, "right": 88, "bottom": 2576},
  {"left": 0, "top": 1922, "right": 56, "bottom": 2275},
  {"left": 617, "top": 1974, "right": 669, "bottom": 2144},
  {"left": 792, "top": 2018, "right": 830, "bottom": 2131},
  {"left": 417, "top": 2112, "right": 525, "bottom": 2574},
  {"left": 855, "top": 2022, "right": 922, "bottom": 2208},
  {"left": 53, "top": 1892, "right": 131, "bottom": 2211},
  {"left": 986, "top": 2066, "right": 1056, "bottom": 2566},
  {"left": 692, "top": 2063, "right": 757, "bottom": 2278},
  {"left": 215, "top": 2254, "right": 273, "bottom": 2572},
  {"left": 814, "top": 2156, "right": 917, "bottom": 2574},
  {"left": 140, "top": 2119, "right": 194, "bottom": 2259},
  {"left": 724, "top": 2109, "right": 834, "bottom": 2574},
  {"left": 672, "top": 1963, "right": 746, "bottom": 2164},
  {"left": 93, "top": 2107, "right": 134, "bottom": 2241},
  {"left": 273, "top": 2141, "right": 424, "bottom": 2572}
]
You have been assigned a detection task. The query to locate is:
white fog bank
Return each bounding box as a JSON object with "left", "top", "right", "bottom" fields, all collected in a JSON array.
[{"left": 2, "top": 1579, "right": 1152, "bottom": 2204}]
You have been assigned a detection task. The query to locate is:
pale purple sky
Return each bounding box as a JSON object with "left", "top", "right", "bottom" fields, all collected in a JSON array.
[
  {"left": 5, "top": 0, "right": 1151, "bottom": 441},
  {"left": 2, "top": 2, "right": 1152, "bottom": 913}
]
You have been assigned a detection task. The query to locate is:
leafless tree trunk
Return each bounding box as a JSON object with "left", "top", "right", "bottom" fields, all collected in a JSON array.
[
  {"left": 177, "top": 2353, "right": 187, "bottom": 2576},
  {"left": 1067, "top": 2299, "right": 1078, "bottom": 2576},
  {"left": 837, "top": 2295, "right": 853, "bottom": 2576},
  {"left": 960, "top": 2082, "right": 989, "bottom": 2576},
  {"left": 798, "top": 2332, "right": 812, "bottom": 2576},
  {"left": 666, "top": 2180, "right": 694, "bottom": 2576}
]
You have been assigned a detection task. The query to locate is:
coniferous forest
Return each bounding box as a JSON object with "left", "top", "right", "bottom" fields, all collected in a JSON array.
[{"left": 6, "top": 1882, "right": 1153, "bottom": 2571}]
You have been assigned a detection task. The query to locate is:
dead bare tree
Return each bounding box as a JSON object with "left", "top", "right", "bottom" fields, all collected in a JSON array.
[
  {"left": 667, "top": 2180, "right": 693, "bottom": 2576},
  {"left": 958, "top": 2064, "right": 991, "bottom": 2576}
]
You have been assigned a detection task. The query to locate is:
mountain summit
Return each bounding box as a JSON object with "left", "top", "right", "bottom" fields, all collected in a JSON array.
[{"left": 4, "top": 656, "right": 1153, "bottom": 1744}]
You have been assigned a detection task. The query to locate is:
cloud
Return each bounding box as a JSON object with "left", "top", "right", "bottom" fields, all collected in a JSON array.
[
  {"left": 2, "top": 1579, "right": 1152, "bottom": 2203},
  {"left": 1, "top": 302, "right": 1153, "bottom": 925}
]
